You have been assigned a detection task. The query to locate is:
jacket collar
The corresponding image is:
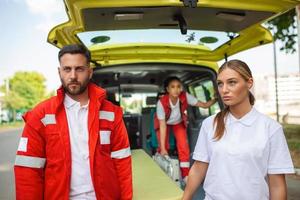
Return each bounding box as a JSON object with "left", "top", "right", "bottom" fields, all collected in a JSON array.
[{"left": 56, "top": 83, "right": 106, "bottom": 110}]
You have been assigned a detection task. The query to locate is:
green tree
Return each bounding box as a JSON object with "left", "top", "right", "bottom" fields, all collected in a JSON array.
[
  {"left": 267, "top": 8, "right": 297, "bottom": 54},
  {"left": 9, "top": 71, "right": 47, "bottom": 109},
  {"left": 1, "top": 71, "right": 48, "bottom": 121},
  {"left": 2, "top": 91, "right": 27, "bottom": 121}
]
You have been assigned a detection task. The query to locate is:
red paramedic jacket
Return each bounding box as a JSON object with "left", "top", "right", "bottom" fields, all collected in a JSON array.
[{"left": 14, "top": 83, "right": 132, "bottom": 200}]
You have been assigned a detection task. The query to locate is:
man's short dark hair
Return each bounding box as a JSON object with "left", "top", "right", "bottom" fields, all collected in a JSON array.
[{"left": 58, "top": 44, "right": 91, "bottom": 63}]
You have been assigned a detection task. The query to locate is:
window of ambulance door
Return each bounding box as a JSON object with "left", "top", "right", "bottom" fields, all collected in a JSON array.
[
  {"left": 120, "top": 93, "right": 157, "bottom": 114},
  {"left": 189, "top": 79, "right": 220, "bottom": 117}
]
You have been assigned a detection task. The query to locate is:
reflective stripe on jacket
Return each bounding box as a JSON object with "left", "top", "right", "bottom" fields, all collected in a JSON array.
[{"left": 14, "top": 83, "right": 132, "bottom": 200}]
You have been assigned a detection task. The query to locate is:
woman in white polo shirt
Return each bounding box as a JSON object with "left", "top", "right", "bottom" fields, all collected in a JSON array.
[{"left": 182, "top": 60, "right": 294, "bottom": 200}]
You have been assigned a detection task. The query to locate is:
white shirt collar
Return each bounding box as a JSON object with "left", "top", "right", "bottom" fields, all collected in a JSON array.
[
  {"left": 169, "top": 98, "right": 179, "bottom": 108},
  {"left": 64, "top": 94, "right": 89, "bottom": 109},
  {"left": 226, "top": 107, "right": 258, "bottom": 126}
]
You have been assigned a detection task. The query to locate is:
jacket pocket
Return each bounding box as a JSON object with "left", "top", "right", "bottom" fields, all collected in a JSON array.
[{"left": 45, "top": 132, "right": 63, "bottom": 161}]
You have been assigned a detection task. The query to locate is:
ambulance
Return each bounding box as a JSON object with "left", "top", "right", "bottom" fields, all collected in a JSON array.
[{"left": 48, "top": 1, "right": 300, "bottom": 199}]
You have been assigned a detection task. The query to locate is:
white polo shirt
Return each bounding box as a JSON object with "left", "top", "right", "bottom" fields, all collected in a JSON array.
[
  {"left": 156, "top": 93, "right": 198, "bottom": 125},
  {"left": 64, "top": 95, "right": 96, "bottom": 199},
  {"left": 193, "top": 107, "right": 294, "bottom": 200}
]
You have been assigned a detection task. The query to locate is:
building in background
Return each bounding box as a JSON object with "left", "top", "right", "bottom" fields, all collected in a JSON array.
[{"left": 254, "top": 73, "right": 300, "bottom": 124}]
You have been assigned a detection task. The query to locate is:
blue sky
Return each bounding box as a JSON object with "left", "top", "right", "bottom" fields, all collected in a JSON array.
[
  {"left": 0, "top": 0, "right": 67, "bottom": 91},
  {"left": 0, "top": 0, "right": 299, "bottom": 91}
]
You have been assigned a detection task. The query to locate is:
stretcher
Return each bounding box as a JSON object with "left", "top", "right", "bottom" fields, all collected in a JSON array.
[{"left": 132, "top": 150, "right": 183, "bottom": 200}]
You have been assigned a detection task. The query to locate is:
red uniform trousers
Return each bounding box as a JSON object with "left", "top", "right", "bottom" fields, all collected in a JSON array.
[{"left": 156, "top": 122, "right": 190, "bottom": 178}]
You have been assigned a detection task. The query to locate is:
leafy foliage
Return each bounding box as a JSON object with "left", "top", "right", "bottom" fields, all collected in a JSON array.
[
  {"left": 267, "top": 8, "right": 298, "bottom": 54},
  {"left": 1, "top": 71, "right": 48, "bottom": 121},
  {"left": 3, "top": 91, "right": 27, "bottom": 111}
]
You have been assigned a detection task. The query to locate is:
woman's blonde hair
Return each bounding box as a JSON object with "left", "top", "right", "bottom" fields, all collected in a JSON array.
[{"left": 213, "top": 59, "right": 255, "bottom": 140}]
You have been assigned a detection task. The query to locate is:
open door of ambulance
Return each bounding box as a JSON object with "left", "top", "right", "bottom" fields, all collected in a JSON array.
[
  {"left": 48, "top": 0, "right": 299, "bottom": 65},
  {"left": 48, "top": 1, "right": 300, "bottom": 199}
]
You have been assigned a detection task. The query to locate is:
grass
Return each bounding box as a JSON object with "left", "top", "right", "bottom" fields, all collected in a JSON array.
[
  {"left": 0, "top": 121, "right": 24, "bottom": 132},
  {"left": 283, "top": 124, "right": 300, "bottom": 168}
]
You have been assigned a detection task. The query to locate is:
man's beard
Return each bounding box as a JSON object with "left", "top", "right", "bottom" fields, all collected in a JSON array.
[{"left": 61, "top": 78, "right": 90, "bottom": 96}]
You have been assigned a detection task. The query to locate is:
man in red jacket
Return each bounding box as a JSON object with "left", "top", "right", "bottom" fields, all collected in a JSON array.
[{"left": 14, "top": 44, "right": 132, "bottom": 200}]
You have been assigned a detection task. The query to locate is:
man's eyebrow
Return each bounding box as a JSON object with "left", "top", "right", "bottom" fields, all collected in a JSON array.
[
  {"left": 61, "top": 65, "right": 87, "bottom": 68},
  {"left": 75, "top": 65, "right": 87, "bottom": 68}
]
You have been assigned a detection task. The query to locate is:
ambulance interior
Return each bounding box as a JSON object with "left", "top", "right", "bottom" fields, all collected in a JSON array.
[{"left": 92, "top": 63, "right": 221, "bottom": 157}]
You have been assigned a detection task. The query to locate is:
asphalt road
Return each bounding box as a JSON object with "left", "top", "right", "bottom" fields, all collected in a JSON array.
[
  {"left": 0, "top": 128, "right": 21, "bottom": 200},
  {"left": 0, "top": 128, "right": 299, "bottom": 200}
]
